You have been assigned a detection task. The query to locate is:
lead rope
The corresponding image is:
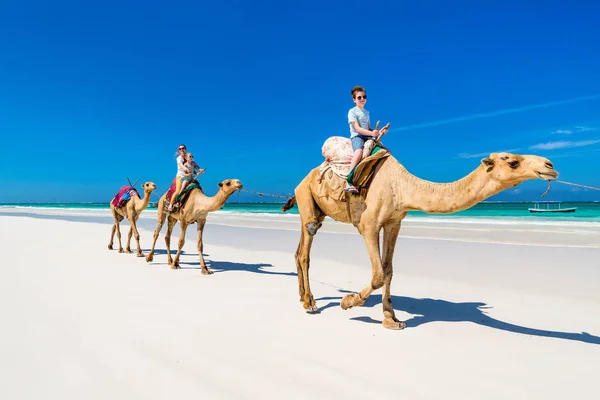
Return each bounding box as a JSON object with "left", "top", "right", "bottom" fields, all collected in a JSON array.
[
  {"left": 542, "top": 179, "right": 600, "bottom": 197},
  {"left": 240, "top": 181, "right": 599, "bottom": 200},
  {"left": 239, "top": 189, "right": 293, "bottom": 199}
]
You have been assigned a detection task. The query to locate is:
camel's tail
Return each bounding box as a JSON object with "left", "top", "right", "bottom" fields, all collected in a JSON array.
[{"left": 281, "top": 196, "right": 296, "bottom": 212}]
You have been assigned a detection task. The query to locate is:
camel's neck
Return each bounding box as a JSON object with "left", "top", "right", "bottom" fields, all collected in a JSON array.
[
  {"left": 191, "top": 189, "right": 229, "bottom": 213},
  {"left": 391, "top": 161, "right": 503, "bottom": 214},
  {"left": 134, "top": 190, "right": 152, "bottom": 212}
]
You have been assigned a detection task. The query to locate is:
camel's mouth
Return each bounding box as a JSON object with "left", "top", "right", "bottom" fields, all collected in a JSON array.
[{"left": 536, "top": 170, "right": 559, "bottom": 180}]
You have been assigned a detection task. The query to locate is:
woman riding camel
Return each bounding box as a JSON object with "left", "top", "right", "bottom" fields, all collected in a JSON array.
[
  {"left": 168, "top": 144, "right": 205, "bottom": 212},
  {"left": 168, "top": 144, "right": 188, "bottom": 212}
]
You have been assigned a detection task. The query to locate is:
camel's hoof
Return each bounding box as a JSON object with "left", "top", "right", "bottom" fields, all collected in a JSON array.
[
  {"left": 145, "top": 254, "right": 154, "bottom": 262},
  {"left": 304, "top": 304, "right": 319, "bottom": 314},
  {"left": 125, "top": 250, "right": 133, "bottom": 254},
  {"left": 341, "top": 294, "right": 357, "bottom": 310},
  {"left": 118, "top": 249, "right": 124, "bottom": 254},
  {"left": 136, "top": 253, "right": 144, "bottom": 258},
  {"left": 201, "top": 268, "right": 213, "bottom": 275},
  {"left": 306, "top": 222, "right": 318, "bottom": 236},
  {"left": 383, "top": 318, "right": 406, "bottom": 330},
  {"left": 170, "top": 263, "right": 180, "bottom": 270},
  {"left": 108, "top": 244, "right": 113, "bottom": 250},
  {"left": 302, "top": 296, "right": 318, "bottom": 313}
]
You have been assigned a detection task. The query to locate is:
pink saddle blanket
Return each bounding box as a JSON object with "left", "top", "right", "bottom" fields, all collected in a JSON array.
[{"left": 111, "top": 186, "right": 139, "bottom": 208}]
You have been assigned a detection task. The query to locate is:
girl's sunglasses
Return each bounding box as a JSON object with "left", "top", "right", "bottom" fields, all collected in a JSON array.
[{"left": 356, "top": 95, "right": 367, "bottom": 100}]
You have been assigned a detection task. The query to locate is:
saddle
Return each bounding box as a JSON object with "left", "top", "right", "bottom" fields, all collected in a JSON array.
[
  {"left": 111, "top": 186, "right": 139, "bottom": 209},
  {"left": 317, "top": 135, "right": 391, "bottom": 202},
  {"left": 165, "top": 178, "right": 203, "bottom": 211}
]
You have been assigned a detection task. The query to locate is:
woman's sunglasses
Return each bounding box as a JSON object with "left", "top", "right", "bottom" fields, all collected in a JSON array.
[{"left": 355, "top": 95, "right": 367, "bottom": 100}]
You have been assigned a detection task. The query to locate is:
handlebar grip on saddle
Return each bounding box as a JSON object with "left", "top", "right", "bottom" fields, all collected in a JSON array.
[{"left": 375, "top": 122, "right": 391, "bottom": 143}]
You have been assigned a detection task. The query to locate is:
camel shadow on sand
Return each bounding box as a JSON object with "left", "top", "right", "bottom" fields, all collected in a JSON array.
[
  {"left": 316, "top": 290, "right": 600, "bottom": 345},
  {"left": 143, "top": 249, "right": 193, "bottom": 256},
  {"left": 144, "top": 249, "right": 295, "bottom": 276}
]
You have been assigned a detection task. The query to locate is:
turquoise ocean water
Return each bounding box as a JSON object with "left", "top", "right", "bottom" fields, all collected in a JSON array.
[{"left": 1, "top": 201, "right": 600, "bottom": 223}]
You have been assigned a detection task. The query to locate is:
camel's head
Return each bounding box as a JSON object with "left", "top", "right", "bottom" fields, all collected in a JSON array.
[
  {"left": 142, "top": 182, "right": 157, "bottom": 192},
  {"left": 218, "top": 179, "right": 243, "bottom": 195},
  {"left": 481, "top": 152, "right": 558, "bottom": 187}
]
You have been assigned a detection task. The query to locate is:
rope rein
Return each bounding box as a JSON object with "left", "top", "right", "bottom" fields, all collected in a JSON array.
[
  {"left": 239, "top": 189, "right": 293, "bottom": 199},
  {"left": 556, "top": 180, "right": 600, "bottom": 191},
  {"left": 542, "top": 179, "right": 600, "bottom": 197},
  {"left": 238, "top": 180, "right": 600, "bottom": 201}
]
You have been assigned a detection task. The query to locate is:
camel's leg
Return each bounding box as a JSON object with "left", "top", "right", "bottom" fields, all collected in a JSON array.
[
  {"left": 114, "top": 220, "right": 124, "bottom": 253},
  {"left": 295, "top": 227, "right": 322, "bottom": 312},
  {"left": 379, "top": 220, "right": 405, "bottom": 330},
  {"left": 340, "top": 224, "right": 383, "bottom": 310},
  {"left": 108, "top": 207, "right": 120, "bottom": 250},
  {"left": 145, "top": 207, "right": 168, "bottom": 262},
  {"left": 295, "top": 230, "right": 307, "bottom": 299},
  {"left": 124, "top": 205, "right": 135, "bottom": 254},
  {"left": 294, "top": 181, "right": 324, "bottom": 312},
  {"left": 125, "top": 226, "right": 133, "bottom": 254},
  {"left": 171, "top": 221, "right": 190, "bottom": 269},
  {"left": 165, "top": 216, "right": 178, "bottom": 265},
  {"left": 128, "top": 217, "right": 144, "bottom": 257},
  {"left": 196, "top": 219, "right": 212, "bottom": 275},
  {"left": 108, "top": 224, "right": 116, "bottom": 250}
]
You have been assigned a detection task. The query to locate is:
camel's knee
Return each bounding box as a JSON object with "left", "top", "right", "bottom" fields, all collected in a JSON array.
[
  {"left": 305, "top": 222, "right": 319, "bottom": 236},
  {"left": 371, "top": 281, "right": 384, "bottom": 290},
  {"left": 371, "top": 273, "right": 385, "bottom": 290}
]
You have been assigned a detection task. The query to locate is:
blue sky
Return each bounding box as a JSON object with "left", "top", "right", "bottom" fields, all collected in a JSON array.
[{"left": 0, "top": 0, "right": 599, "bottom": 203}]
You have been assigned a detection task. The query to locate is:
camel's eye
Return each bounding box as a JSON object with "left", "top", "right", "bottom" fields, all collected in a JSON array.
[
  {"left": 226, "top": 182, "right": 231, "bottom": 186},
  {"left": 508, "top": 160, "right": 519, "bottom": 169}
]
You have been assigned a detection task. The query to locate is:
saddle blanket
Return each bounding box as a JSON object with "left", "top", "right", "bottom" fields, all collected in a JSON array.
[
  {"left": 166, "top": 178, "right": 201, "bottom": 204},
  {"left": 319, "top": 136, "right": 378, "bottom": 180},
  {"left": 111, "top": 186, "right": 139, "bottom": 208}
]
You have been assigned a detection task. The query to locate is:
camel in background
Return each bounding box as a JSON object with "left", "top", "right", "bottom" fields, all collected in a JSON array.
[
  {"left": 108, "top": 181, "right": 157, "bottom": 257},
  {"left": 146, "top": 179, "right": 243, "bottom": 274}
]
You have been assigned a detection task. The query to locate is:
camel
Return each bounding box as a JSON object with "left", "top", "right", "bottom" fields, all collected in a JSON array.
[
  {"left": 108, "top": 182, "right": 157, "bottom": 256},
  {"left": 145, "top": 179, "right": 243, "bottom": 274},
  {"left": 283, "top": 150, "right": 558, "bottom": 330}
]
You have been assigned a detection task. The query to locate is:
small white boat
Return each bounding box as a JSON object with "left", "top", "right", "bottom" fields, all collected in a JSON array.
[{"left": 528, "top": 201, "right": 577, "bottom": 213}]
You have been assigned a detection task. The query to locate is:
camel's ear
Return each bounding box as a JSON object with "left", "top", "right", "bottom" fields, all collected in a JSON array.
[
  {"left": 481, "top": 158, "right": 494, "bottom": 167},
  {"left": 218, "top": 182, "right": 223, "bottom": 187}
]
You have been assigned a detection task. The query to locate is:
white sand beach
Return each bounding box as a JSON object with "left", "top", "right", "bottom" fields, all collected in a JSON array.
[{"left": 0, "top": 208, "right": 599, "bottom": 399}]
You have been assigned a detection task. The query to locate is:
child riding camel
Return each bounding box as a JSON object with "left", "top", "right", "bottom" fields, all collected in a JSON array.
[
  {"left": 345, "top": 85, "right": 388, "bottom": 193},
  {"left": 168, "top": 147, "right": 205, "bottom": 212},
  {"left": 180, "top": 152, "right": 204, "bottom": 194}
]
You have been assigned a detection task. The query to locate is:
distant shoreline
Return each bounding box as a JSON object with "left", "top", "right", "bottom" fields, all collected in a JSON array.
[{"left": 1, "top": 203, "right": 599, "bottom": 226}]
